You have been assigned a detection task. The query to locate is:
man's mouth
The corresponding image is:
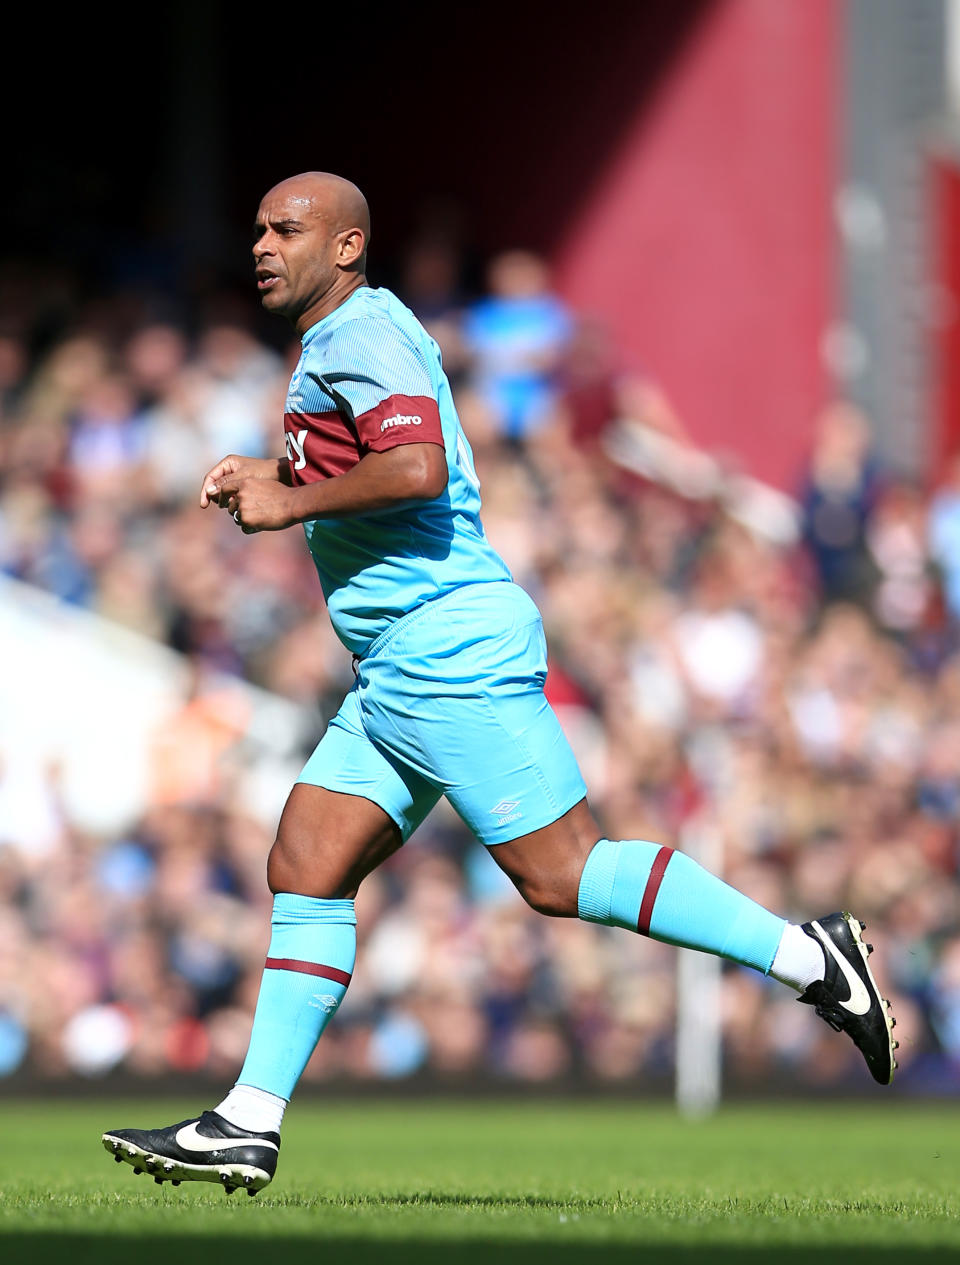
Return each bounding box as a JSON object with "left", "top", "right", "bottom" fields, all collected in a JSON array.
[{"left": 256, "top": 271, "right": 281, "bottom": 292}]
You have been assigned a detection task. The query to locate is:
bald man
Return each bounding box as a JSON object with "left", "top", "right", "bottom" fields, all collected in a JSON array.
[{"left": 102, "top": 173, "right": 897, "bottom": 1195}]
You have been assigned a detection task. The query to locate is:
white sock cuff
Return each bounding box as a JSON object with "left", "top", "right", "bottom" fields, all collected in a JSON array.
[
  {"left": 215, "top": 1083, "right": 288, "bottom": 1135},
  {"left": 770, "top": 923, "right": 826, "bottom": 993}
]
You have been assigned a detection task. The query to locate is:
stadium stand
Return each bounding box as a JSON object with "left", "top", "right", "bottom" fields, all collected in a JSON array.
[{"left": 0, "top": 257, "right": 956, "bottom": 1092}]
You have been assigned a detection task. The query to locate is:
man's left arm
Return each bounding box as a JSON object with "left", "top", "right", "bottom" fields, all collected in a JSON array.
[
  {"left": 213, "top": 316, "right": 452, "bottom": 531},
  {"left": 212, "top": 442, "right": 448, "bottom": 532}
]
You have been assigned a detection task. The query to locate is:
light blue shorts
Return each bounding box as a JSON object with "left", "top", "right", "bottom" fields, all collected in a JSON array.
[{"left": 297, "top": 581, "right": 587, "bottom": 845}]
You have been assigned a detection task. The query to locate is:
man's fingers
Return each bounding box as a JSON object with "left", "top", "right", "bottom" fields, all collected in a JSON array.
[
  {"left": 200, "top": 466, "right": 225, "bottom": 506},
  {"left": 200, "top": 481, "right": 239, "bottom": 509},
  {"left": 199, "top": 457, "right": 241, "bottom": 506}
]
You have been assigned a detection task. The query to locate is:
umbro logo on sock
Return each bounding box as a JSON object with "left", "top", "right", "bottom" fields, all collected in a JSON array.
[{"left": 308, "top": 993, "right": 340, "bottom": 1013}]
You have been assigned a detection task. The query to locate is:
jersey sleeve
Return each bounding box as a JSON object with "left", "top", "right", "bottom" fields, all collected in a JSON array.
[{"left": 314, "top": 317, "right": 445, "bottom": 455}]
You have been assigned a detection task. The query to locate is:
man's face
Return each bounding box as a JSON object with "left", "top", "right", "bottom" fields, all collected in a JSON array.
[{"left": 252, "top": 189, "right": 339, "bottom": 326}]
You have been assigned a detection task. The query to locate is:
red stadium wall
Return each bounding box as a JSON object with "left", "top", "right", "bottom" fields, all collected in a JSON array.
[
  {"left": 930, "top": 151, "right": 960, "bottom": 473},
  {"left": 552, "top": 0, "right": 839, "bottom": 492}
]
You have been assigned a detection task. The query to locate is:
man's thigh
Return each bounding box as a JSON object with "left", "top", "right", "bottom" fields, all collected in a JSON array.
[
  {"left": 297, "top": 686, "right": 442, "bottom": 841},
  {"left": 275, "top": 688, "right": 442, "bottom": 897}
]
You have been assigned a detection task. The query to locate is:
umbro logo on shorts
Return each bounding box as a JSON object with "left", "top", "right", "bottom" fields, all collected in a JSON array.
[{"left": 490, "top": 799, "right": 522, "bottom": 827}]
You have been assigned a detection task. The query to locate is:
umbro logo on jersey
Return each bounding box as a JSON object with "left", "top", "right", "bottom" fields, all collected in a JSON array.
[{"left": 380, "top": 413, "right": 422, "bottom": 432}]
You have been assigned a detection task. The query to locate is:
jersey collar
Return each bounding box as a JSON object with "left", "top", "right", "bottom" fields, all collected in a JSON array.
[{"left": 300, "top": 285, "right": 371, "bottom": 346}]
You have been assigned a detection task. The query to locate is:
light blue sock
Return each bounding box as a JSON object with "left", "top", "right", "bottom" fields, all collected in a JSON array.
[
  {"left": 236, "top": 893, "right": 356, "bottom": 1100},
  {"left": 577, "top": 838, "right": 786, "bottom": 974}
]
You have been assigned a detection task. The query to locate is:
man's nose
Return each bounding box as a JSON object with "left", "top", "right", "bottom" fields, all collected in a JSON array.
[{"left": 253, "top": 234, "right": 275, "bottom": 259}]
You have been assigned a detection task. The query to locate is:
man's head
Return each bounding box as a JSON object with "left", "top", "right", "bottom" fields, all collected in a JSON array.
[{"left": 253, "top": 172, "right": 370, "bottom": 333}]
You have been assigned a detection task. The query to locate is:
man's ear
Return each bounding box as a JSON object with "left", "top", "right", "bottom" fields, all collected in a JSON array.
[{"left": 337, "top": 227, "right": 366, "bottom": 269}]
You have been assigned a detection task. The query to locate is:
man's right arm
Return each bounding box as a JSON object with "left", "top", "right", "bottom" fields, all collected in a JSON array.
[{"left": 199, "top": 454, "right": 292, "bottom": 507}]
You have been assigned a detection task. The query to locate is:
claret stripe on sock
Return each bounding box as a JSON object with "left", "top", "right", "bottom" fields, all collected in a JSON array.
[
  {"left": 637, "top": 846, "right": 674, "bottom": 935},
  {"left": 264, "top": 958, "right": 353, "bottom": 986}
]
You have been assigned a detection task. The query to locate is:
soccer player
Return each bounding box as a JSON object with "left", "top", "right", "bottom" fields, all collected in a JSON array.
[{"left": 102, "top": 173, "right": 898, "bottom": 1195}]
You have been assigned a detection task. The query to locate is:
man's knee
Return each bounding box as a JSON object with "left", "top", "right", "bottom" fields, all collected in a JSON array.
[
  {"left": 491, "top": 799, "right": 601, "bottom": 919},
  {"left": 266, "top": 784, "right": 404, "bottom": 898},
  {"left": 267, "top": 833, "right": 308, "bottom": 894},
  {"left": 512, "top": 872, "right": 579, "bottom": 918}
]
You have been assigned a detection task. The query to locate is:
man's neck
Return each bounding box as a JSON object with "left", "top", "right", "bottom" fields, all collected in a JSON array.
[{"left": 295, "top": 274, "right": 368, "bottom": 335}]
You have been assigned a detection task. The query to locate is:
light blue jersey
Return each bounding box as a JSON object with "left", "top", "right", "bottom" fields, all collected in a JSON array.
[{"left": 283, "top": 286, "right": 511, "bottom": 656}]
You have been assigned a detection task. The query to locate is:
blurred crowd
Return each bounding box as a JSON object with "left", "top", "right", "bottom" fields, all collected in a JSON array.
[{"left": 2, "top": 242, "right": 960, "bottom": 1094}]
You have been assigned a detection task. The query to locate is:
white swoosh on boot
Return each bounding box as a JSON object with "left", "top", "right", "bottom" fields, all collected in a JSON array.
[
  {"left": 175, "top": 1122, "right": 279, "bottom": 1154},
  {"left": 811, "top": 920, "right": 872, "bottom": 1016}
]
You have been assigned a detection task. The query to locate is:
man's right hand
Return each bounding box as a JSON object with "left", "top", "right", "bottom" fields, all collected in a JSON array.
[{"left": 200, "top": 455, "right": 291, "bottom": 507}]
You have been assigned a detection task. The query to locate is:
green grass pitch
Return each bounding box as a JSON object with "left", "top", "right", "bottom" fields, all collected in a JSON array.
[{"left": 1, "top": 1098, "right": 958, "bottom": 1263}]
